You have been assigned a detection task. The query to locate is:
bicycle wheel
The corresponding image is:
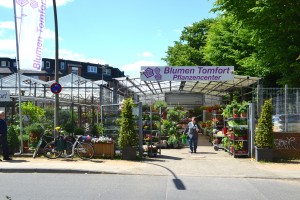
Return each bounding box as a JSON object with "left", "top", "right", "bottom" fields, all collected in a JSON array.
[
  {"left": 60, "top": 141, "right": 73, "bottom": 158},
  {"left": 76, "top": 142, "right": 94, "bottom": 160},
  {"left": 43, "top": 142, "right": 61, "bottom": 159}
]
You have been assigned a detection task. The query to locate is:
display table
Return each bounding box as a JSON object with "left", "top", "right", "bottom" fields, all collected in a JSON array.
[{"left": 93, "top": 143, "right": 115, "bottom": 158}]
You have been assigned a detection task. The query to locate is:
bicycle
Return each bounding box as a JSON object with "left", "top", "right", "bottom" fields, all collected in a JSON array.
[
  {"left": 66, "top": 135, "right": 94, "bottom": 160},
  {"left": 43, "top": 135, "right": 74, "bottom": 159},
  {"left": 33, "top": 130, "right": 55, "bottom": 158}
]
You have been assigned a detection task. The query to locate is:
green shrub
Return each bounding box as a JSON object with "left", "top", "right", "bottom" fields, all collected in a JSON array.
[
  {"left": 7, "top": 126, "right": 19, "bottom": 153},
  {"left": 118, "top": 98, "right": 138, "bottom": 148},
  {"left": 74, "top": 127, "right": 85, "bottom": 136},
  {"left": 255, "top": 99, "right": 274, "bottom": 148}
]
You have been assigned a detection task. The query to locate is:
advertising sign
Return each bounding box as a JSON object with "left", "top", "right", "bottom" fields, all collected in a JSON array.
[
  {"left": 141, "top": 66, "right": 234, "bottom": 81},
  {"left": 14, "top": 0, "right": 47, "bottom": 71}
]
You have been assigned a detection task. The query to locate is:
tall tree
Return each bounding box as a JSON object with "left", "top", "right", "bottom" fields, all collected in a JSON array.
[
  {"left": 203, "top": 15, "right": 267, "bottom": 77},
  {"left": 162, "top": 18, "right": 215, "bottom": 66},
  {"left": 213, "top": 0, "right": 300, "bottom": 86}
]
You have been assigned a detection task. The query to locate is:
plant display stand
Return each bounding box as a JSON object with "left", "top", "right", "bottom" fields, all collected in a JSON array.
[
  {"left": 93, "top": 143, "right": 115, "bottom": 158},
  {"left": 142, "top": 106, "right": 161, "bottom": 156},
  {"left": 225, "top": 117, "right": 249, "bottom": 158}
]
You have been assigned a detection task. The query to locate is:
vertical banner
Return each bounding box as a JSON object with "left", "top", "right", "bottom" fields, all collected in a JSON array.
[{"left": 14, "top": 0, "right": 46, "bottom": 71}]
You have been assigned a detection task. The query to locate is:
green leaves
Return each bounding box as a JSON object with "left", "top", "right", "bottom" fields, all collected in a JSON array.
[
  {"left": 118, "top": 98, "right": 138, "bottom": 148},
  {"left": 255, "top": 99, "right": 274, "bottom": 148}
]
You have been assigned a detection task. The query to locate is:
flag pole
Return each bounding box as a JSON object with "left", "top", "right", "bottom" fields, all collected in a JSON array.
[
  {"left": 13, "top": 0, "right": 24, "bottom": 153},
  {"left": 53, "top": 0, "right": 59, "bottom": 136}
]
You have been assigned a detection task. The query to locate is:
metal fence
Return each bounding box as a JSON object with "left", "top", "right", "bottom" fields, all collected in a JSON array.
[{"left": 254, "top": 86, "right": 300, "bottom": 132}]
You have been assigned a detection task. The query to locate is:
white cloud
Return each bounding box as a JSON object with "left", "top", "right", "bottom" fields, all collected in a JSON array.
[
  {"left": 0, "top": 0, "right": 73, "bottom": 8},
  {"left": 137, "top": 51, "right": 154, "bottom": 58},
  {"left": 45, "top": 48, "right": 106, "bottom": 64},
  {"left": 120, "top": 60, "right": 162, "bottom": 78},
  {"left": 0, "top": 0, "right": 12, "bottom": 8},
  {"left": 0, "top": 38, "right": 15, "bottom": 51},
  {"left": 0, "top": 21, "right": 14, "bottom": 29},
  {"left": 47, "top": 0, "right": 74, "bottom": 7}
]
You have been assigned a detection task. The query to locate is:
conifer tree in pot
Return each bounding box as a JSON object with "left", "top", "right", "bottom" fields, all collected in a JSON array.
[
  {"left": 255, "top": 99, "right": 274, "bottom": 162},
  {"left": 118, "top": 98, "right": 138, "bottom": 160}
]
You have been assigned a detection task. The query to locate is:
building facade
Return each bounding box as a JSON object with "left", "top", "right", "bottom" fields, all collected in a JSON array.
[{"left": 0, "top": 57, "right": 125, "bottom": 83}]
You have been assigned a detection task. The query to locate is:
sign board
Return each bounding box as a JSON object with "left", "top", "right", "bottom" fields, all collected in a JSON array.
[
  {"left": 50, "top": 83, "right": 62, "bottom": 94},
  {"left": 141, "top": 66, "right": 234, "bottom": 81},
  {"left": 165, "top": 93, "right": 203, "bottom": 106},
  {"left": 0, "top": 90, "right": 10, "bottom": 102}
]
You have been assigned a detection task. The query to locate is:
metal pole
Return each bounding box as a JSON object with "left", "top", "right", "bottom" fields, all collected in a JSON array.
[
  {"left": 53, "top": 0, "right": 59, "bottom": 137},
  {"left": 284, "top": 84, "right": 288, "bottom": 132},
  {"left": 13, "top": 0, "right": 23, "bottom": 153}
]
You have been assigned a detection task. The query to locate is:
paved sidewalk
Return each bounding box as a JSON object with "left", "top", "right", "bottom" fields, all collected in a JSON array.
[{"left": 1, "top": 135, "right": 299, "bottom": 179}]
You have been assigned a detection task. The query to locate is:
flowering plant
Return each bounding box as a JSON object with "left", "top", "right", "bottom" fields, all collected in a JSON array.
[{"left": 91, "top": 136, "right": 113, "bottom": 143}]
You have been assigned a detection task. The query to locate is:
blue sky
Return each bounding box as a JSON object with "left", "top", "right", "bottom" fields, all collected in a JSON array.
[{"left": 0, "top": 0, "right": 216, "bottom": 78}]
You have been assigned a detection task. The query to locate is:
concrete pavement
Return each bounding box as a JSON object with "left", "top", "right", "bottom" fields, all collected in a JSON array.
[{"left": 1, "top": 134, "right": 299, "bottom": 179}]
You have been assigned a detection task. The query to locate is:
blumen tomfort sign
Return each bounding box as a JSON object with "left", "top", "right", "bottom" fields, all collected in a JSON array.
[{"left": 141, "top": 66, "right": 234, "bottom": 81}]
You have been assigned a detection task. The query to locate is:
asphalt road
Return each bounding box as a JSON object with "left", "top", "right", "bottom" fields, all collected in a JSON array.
[{"left": 1, "top": 173, "right": 300, "bottom": 200}]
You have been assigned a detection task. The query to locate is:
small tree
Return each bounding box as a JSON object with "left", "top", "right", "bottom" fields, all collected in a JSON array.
[
  {"left": 7, "top": 125, "right": 19, "bottom": 154},
  {"left": 118, "top": 98, "right": 138, "bottom": 148},
  {"left": 255, "top": 99, "right": 274, "bottom": 148}
]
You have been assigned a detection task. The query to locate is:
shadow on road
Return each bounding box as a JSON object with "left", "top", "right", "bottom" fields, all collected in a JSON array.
[{"left": 147, "top": 163, "right": 186, "bottom": 190}]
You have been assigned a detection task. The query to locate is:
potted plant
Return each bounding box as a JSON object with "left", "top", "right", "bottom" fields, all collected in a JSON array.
[
  {"left": 238, "top": 101, "right": 249, "bottom": 118},
  {"left": 25, "top": 123, "right": 44, "bottom": 150},
  {"left": 118, "top": 97, "right": 138, "bottom": 160},
  {"left": 255, "top": 99, "right": 274, "bottom": 162},
  {"left": 153, "top": 100, "right": 167, "bottom": 111}
]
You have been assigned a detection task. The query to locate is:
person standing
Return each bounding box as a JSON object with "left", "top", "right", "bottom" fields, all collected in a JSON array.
[
  {"left": 184, "top": 117, "right": 201, "bottom": 153},
  {"left": 0, "top": 111, "right": 12, "bottom": 161}
]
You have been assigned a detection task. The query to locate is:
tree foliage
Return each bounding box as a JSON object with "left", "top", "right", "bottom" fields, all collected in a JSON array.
[
  {"left": 162, "top": 19, "right": 215, "bottom": 66},
  {"left": 21, "top": 101, "right": 45, "bottom": 123},
  {"left": 118, "top": 98, "right": 138, "bottom": 148},
  {"left": 163, "top": 0, "right": 300, "bottom": 87},
  {"left": 212, "top": 0, "right": 300, "bottom": 86}
]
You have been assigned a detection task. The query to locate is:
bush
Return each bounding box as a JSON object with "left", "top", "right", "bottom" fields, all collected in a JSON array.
[
  {"left": 255, "top": 99, "right": 274, "bottom": 148},
  {"left": 74, "top": 127, "right": 85, "bottom": 136},
  {"left": 7, "top": 126, "right": 19, "bottom": 154},
  {"left": 118, "top": 98, "right": 138, "bottom": 148}
]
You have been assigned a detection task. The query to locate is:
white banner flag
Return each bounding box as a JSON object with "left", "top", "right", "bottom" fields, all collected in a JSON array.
[
  {"left": 141, "top": 66, "right": 234, "bottom": 81},
  {"left": 14, "top": 0, "right": 47, "bottom": 71}
]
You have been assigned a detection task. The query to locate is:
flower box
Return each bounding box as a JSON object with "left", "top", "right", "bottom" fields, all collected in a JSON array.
[{"left": 93, "top": 143, "right": 115, "bottom": 158}]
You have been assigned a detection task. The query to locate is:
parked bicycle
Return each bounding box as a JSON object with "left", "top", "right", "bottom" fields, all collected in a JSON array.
[
  {"left": 42, "top": 127, "right": 75, "bottom": 159},
  {"left": 66, "top": 135, "right": 94, "bottom": 160},
  {"left": 43, "top": 135, "right": 74, "bottom": 159},
  {"left": 32, "top": 130, "right": 55, "bottom": 158},
  {"left": 43, "top": 135, "right": 94, "bottom": 160}
]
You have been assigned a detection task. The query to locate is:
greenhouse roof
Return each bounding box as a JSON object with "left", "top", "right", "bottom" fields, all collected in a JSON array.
[{"left": 114, "top": 74, "right": 261, "bottom": 97}]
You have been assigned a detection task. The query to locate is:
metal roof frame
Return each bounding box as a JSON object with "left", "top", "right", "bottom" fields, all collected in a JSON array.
[{"left": 114, "top": 75, "right": 261, "bottom": 100}]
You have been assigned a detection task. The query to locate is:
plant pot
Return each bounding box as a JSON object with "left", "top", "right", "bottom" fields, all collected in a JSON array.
[
  {"left": 255, "top": 146, "right": 273, "bottom": 162},
  {"left": 240, "top": 112, "right": 247, "bottom": 118},
  {"left": 93, "top": 143, "right": 115, "bottom": 158},
  {"left": 122, "top": 147, "right": 136, "bottom": 160}
]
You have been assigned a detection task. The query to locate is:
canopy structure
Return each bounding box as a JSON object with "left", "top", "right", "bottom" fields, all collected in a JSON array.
[
  {"left": 114, "top": 75, "right": 261, "bottom": 103},
  {"left": 0, "top": 73, "right": 116, "bottom": 106}
]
